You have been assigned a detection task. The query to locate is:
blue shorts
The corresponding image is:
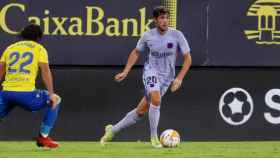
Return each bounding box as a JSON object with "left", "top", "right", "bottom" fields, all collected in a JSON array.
[{"left": 0, "top": 90, "right": 50, "bottom": 119}]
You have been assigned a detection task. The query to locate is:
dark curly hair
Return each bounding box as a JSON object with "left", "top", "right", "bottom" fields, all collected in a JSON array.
[
  {"left": 20, "top": 24, "right": 43, "bottom": 41},
  {"left": 153, "top": 6, "right": 170, "bottom": 18}
]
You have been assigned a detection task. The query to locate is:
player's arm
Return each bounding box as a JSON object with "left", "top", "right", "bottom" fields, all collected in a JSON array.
[
  {"left": 0, "top": 49, "right": 8, "bottom": 83},
  {"left": 38, "top": 46, "right": 61, "bottom": 107},
  {"left": 39, "top": 63, "right": 60, "bottom": 107},
  {"left": 171, "top": 53, "right": 192, "bottom": 92},
  {"left": 114, "top": 49, "right": 140, "bottom": 82},
  {"left": 0, "top": 62, "right": 6, "bottom": 83},
  {"left": 176, "top": 53, "right": 192, "bottom": 81},
  {"left": 171, "top": 31, "right": 192, "bottom": 92},
  {"left": 115, "top": 32, "right": 146, "bottom": 82},
  {"left": 39, "top": 63, "right": 54, "bottom": 95}
]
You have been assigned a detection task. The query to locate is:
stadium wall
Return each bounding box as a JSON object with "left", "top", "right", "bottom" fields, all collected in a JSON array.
[
  {"left": 2, "top": 0, "right": 280, "bottom": 67},
  {"left": 1, "top": 0, "right": 280, "bottom": 141},
  {"left": 0, "top": 67, "right": 280, "bottom": 141}
]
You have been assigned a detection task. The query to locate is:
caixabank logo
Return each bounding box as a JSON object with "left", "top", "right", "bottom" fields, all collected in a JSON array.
[
  {"left": 244, "top": 0, "right": 280, "bottom": 45},
  {"left": 0, "top": 3, "right": 152, "bottom": 37},
  {"left": 0, "top": 1, "right": 178, "bottom": 37}
]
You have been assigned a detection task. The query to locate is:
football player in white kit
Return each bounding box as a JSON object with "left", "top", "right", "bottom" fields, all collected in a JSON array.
[{"left": 101, "top": 6, "right": 192, "bottom": 148}]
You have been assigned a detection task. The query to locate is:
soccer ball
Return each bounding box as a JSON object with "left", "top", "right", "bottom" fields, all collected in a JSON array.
[{"left": 160, "top": 129, "right": 180, "bottom": 148}]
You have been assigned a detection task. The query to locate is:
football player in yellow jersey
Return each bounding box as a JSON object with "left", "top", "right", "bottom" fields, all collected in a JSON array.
[{"left": 0, "top": 24, "right": 61, "bottom": 149}]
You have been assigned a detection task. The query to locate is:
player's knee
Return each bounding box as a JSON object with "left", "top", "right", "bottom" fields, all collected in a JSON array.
[
  {"left": 151, "top": 97, "right": 161, "bottom": 106},
  {"left": 136, "top": 109, "right": 147, "bottom": 117},
  {"left": 150, "top": 91, "right": 161, "bottom": 106}
]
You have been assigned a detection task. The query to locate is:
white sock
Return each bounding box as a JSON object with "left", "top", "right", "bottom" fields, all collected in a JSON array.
[
  {"left": 149, "top": 104, "right": 160, "bottom": 138},
  {"left": 112, "top": 109, "right": 142, "bottom": 134}
]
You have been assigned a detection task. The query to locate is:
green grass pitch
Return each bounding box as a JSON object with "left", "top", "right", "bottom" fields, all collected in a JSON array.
[{"left": 0, "top": 141, "right": 279, "bottom": 158}]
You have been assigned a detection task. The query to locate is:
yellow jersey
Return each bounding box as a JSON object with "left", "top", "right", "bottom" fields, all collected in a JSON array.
[{"left": 0, "top": 40, "right": 49, "bottom": 92}]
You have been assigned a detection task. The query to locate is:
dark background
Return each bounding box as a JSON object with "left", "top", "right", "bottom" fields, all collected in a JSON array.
[
  {"left": 208, "top": 0, "right": 280, "bottom": 66},
  {"left": 1, "top": 0, "right": 280, "bottom": 141},
  {"left": 0, "top": 0, "right": 207, "bottom": 66},
  {"left": 0, "top": 68, "right": 279, "bottom": 141},
  {"left": 1, "top": 0, "right": 279, "bottom": 66}
]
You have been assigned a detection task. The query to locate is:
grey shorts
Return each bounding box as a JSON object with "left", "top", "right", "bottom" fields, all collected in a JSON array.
[{"left": 142, "top": 70, "right": 172, "bottom": 101}]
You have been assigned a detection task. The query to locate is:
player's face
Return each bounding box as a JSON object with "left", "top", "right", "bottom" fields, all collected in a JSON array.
[{"left": 154, "top": 14, "right": 169, "bottom": 32}]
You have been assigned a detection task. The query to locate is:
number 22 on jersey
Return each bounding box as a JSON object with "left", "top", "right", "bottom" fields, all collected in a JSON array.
[{"left": 7, "top": 52, "right": 33, "bottom": 74}]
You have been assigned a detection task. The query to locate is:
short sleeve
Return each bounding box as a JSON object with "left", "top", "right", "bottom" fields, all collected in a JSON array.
[
  {"left": 136, "top": 33, "right": 147, "bottom": 52},
  {"left": 177, "top": 31, "right": 191, "bottom": 55},
  {"left": 38, "top": 46, "right": 49, "bottom": 63}
]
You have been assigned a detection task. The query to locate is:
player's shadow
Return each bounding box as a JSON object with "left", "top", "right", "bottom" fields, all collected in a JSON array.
[{"left": 0, "top": 148, "right": 55, "bottom": 153}]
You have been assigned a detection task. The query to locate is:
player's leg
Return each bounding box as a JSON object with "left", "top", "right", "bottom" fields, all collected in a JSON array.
[
  {"left": 148, "top": 90, "right": 162, "bottom": 148},
  {"left": 136, "top": 96, "right": 149, "bottom": 116},
  {"left": 149, "top": 82, "right": 170, "bottom": 148},
  {"left": 0, "top": 92, "right": 15, "bottom": 122},
  {"left": 40, "top": 92, "right": 61, "bottom": 138},
  {"left": 15, "top": 90, "right": 61, "bottom": 148},
  {"left": 142, "top": 70, "right": 163, "bottom": 147},
  {"left": 112, "top": 97, "right": 148, "bottom": 133},
  {"left": 100, "top": 97, "right": 148, "bottom": 145},
  {"left": 36, "top": 90, "right": 61, "bottom": 148}
]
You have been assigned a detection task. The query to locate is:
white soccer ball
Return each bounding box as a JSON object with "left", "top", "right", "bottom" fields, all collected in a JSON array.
[{"left": 160, "top": 129, "right": 180, "bottom": 148}]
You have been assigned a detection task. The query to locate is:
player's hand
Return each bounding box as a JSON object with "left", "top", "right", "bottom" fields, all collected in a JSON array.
[
  {"left": 114, "top": 71, "right": 128, "bottom": 82},
  {"left": 49, "top": 93, "right": 61, "bottom": 109},
  {"left": 171, "top": 79, "right": 182, "bottom": 92}
]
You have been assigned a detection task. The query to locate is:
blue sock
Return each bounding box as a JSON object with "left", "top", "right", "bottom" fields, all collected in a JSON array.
[
  {"left": 40, "top": 104, "right": 60, "bottom": 136},
  {"left": 40, "top": 124, "right": 52, "bottom": 137}
]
